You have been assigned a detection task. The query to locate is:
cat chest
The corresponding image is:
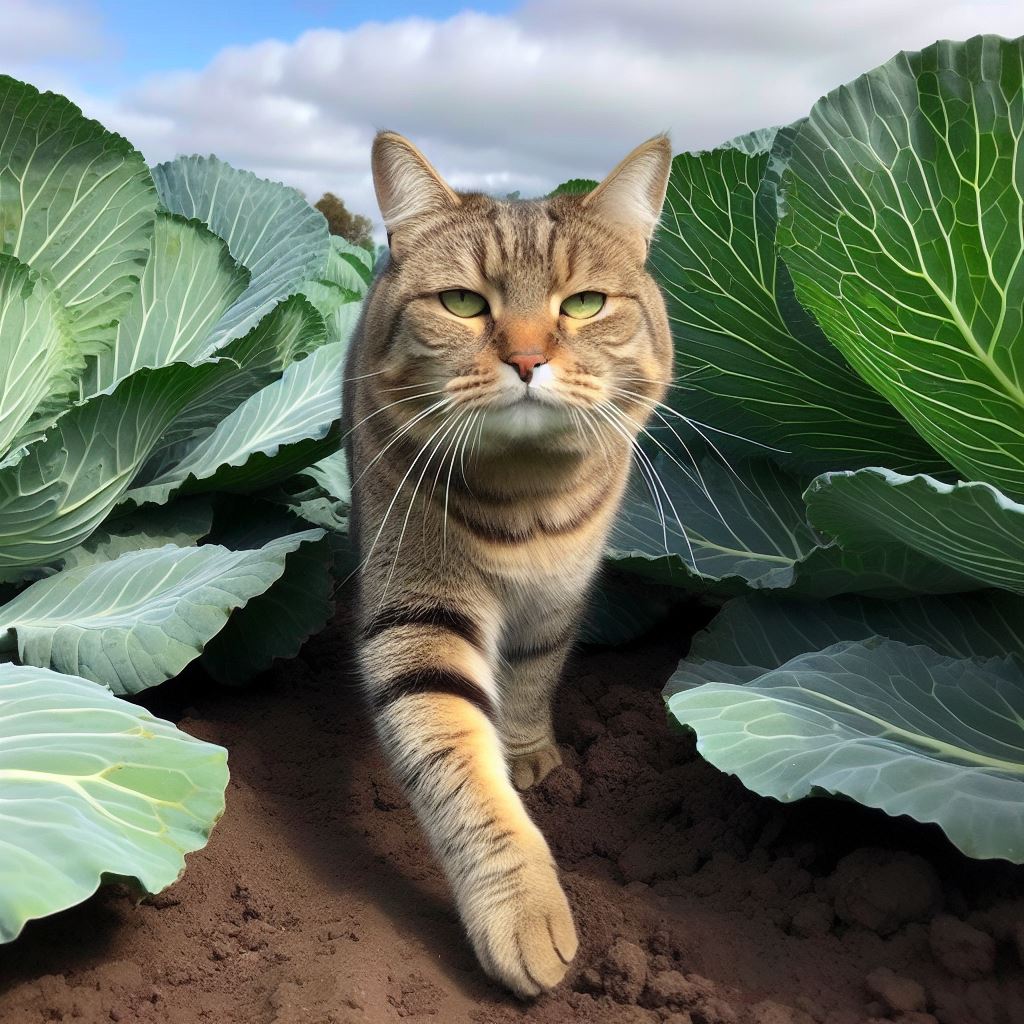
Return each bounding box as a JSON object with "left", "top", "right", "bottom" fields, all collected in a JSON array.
[{"left": 490, "top": 549, "right": 602, "bottom": 642}]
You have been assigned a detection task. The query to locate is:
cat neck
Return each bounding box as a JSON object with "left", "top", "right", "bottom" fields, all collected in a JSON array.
[{"left": 448, "top": 440, "right": 625, "bottom": 502}]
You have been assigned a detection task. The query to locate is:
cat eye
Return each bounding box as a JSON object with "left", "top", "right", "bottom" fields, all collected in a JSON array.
[
  {"left": 439, "top": 289, "right": 488, "bottom": 317},
  {"left": 560, "top": 291, "right": 606, "bottom": 319}
]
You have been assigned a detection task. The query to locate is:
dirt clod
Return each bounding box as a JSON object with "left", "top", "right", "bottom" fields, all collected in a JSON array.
[
  {"left": 602, "top": 937, "right": 649, "bottom": 1002},
  {"left": 829, "top": 849, "right": 942, "bottom": 935},
  {"left": 865, "top": 967, "right": 927, "bottom": 1013},
  {"left": 789, "top": 894, "right": 835, "bottom": 938},
  {"left": 928, "top": 915, "right": 997, "bottom": 981},
  {"left": 747, "top": 1000, "right": 817, "bottom": 1024},
  {"left": 645, "top": 968, "right": 689, "bottom": 1006}
]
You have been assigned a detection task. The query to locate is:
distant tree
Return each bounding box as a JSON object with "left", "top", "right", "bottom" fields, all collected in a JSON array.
[{"left": 314, "top": 192, "right": 374, "bottom": 248}]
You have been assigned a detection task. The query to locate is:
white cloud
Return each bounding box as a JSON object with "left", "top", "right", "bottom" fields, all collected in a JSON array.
[
  {"left": 521, "top": 0, "right": 1022, "bottom": 58},
  {"left": 0, "top": 0, "right": 105, "bottom": 62},
  {"left": 0, "top": 0, "right": 111, "bottom": 106},
  {"left": 69, "top": 0, "right": 1024, "bottom": 236}
]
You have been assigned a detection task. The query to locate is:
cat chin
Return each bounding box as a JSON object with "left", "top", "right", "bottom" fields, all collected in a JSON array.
[{"left": 477, "top": 399, "right": 576, "bottom": 446}]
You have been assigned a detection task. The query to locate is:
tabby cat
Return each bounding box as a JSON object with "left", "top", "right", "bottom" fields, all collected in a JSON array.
[{"left": 342, "top": 130, "right": 673, "bottom": 996}]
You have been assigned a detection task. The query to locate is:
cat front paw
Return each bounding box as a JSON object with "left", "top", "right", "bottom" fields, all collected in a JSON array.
[
  {"left": 508, "top": 742, "right": 563, "bottom": 790},
  {"left": 461, "top": 845, "right": 578, "bottom": 998}
]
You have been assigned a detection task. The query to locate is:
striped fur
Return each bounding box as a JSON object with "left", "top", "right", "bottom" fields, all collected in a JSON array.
[{"left": 344, "top": 131, "right": 673, "bottom": 997}]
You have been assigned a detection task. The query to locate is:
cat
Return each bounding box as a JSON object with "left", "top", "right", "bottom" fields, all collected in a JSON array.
[{"left": 342, "top": 130, "right": 673, "bottom": 997}]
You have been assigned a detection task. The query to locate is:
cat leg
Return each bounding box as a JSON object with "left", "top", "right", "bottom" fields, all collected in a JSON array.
[
  {"left": 361, "top": 595, "right": 578, "bottom": 996},
  {"left": 499, "top": 607, "right": 580, "bottom": 791}
]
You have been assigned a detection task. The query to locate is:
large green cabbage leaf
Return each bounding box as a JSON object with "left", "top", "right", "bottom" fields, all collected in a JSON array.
[
  {"left": 668, "top": 635, "right": 1024, "bottom": 861},
  {"left": 199, "top": 506, "right": 335, "bottom": 685},
  {"left": 298, "top": 236, "right": 372, "bottom": 347},
  {"left": 806, "top": 468, "right": 1024, "bottom": 594},
  {"left": 300, "top": 277, "right": 364, "bottom": 347},
  {"left": 0, "top": 255, "right": 79, "bottom": 452},
  {"left": 650, "top": 128, "right": 941, "bottom": 473},
  {"left": 606, "top": 452, "right": 977, "bottom": 597},
  {"left": 324, "top": 235, "right": 374, "bottom": 291},
  {"left": 85, "top": 213, "right": 249, "bottom": 393},
  {"left": 0, "top": 664, "right": 227, "bottom": 942},
  {"left": 0, "top": 360, "right": 233, "bottom": 579},
  {"left": 0, "top": 529, "right": 324, "bottom": 694},
  {"left": 779, "top": 34, "right": 1024, "bottom": 499},
  {"left": 0, "top": 77, "right": 156, "bottom": 356},
  {"left": 607, "top": 453, "right": 817, "bottom": 591},
  {"left": 152, "top": 156, "right": 328, "bottom": 346},
  {"left": 55, "top": 498, "right": 214, "bottom": 571},
  {"left": 125, "top": 341, "right": 345, "bottom": 506},
  {"left": 667, "top": 589, "right": 1024, "bottom": 691},
  {"left": 134, "top": 294, "right": 330, "bottom": 489}
]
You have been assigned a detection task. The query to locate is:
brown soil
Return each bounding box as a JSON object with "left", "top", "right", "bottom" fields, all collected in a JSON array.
[{"left": 1, "top": 603, "right": 1023, "bottom": 1024}]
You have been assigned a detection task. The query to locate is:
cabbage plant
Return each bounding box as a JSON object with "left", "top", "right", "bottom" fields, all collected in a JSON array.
[
  {"left": 0, "top": 77, "right": 363, "bottom": 939},
  {"left": 583, "top": 34, "right": 1024, "bottom": 861}
]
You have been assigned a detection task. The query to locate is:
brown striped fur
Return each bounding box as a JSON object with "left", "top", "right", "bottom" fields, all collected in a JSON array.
[{"left": 343, "top": 131, "right": 673, "bottom": 997}]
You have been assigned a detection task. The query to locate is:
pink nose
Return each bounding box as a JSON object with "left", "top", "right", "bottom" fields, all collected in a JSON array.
[{"left": 506, "top": 351, "right": 547, "bottom": 383}]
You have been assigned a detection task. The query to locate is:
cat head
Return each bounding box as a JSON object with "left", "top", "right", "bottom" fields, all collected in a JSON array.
[{"left": 360, "top": 131, "right": 674, "bottom": 454}]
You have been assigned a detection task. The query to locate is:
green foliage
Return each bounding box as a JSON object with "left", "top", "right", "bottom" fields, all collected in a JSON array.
[
  {"left": 779, "top": 36, "right": 1024, "bottom": 498},
  {"left": 0, "top": 665, "right": 228, "bottom": 942},
  {"left": 666, "top": 591, "right": 1024, "bottom": 862},
  {"left": 547, "top": 178, "right": 598, "bottom": 196},
  {"left": 85, "top": 213, "right": 249, "bottom": 394},
  {"left": 199, "top": 503, "right": 336, "bottom": 684},
  {"left": 607, "top": 455, "right": 976, "bottom": 598},
  {"left": 650, "top": 129, "right": 941, "bottom": 473},
  {"left": 153, "top": 155, "right": 331, "bottom": 346},
  {"left": 668, "top": 637, "right": 1024, "bottom": 861},
  {"left": 805, "top": 469, "right": 1024, "bottom": 594},
  {"left": 0, "top": 77, "right": 157, "bottom": 356},
  {"left": 556, "top": 35, "right": 1024, "bottom": 861},
  {"left": 0, "top": 76, "right": 369, "bottom": 933},
  {"left": 314, "top": 191, "right": 375, "bottom": 248},
  {"left": 0, "top": 256, "right": 79, "bottom": 450},
  {"left": 0, "top": 530, "right": 324, "bottom": 694}
]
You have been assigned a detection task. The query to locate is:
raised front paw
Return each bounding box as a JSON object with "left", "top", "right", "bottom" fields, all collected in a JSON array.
[
  {"left": 509, "top": 743, "right": 563, "bottom": 791},
  {"left": 461, "top": 844, "right": 578, "bottom": 998}
]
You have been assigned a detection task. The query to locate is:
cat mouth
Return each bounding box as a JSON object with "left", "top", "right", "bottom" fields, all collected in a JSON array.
[
  {"left": 486, "top": 386, "right": 559, "bottom": 410},
  {"left": 478, "top": 390, "right": 573, "bottom": 442}
]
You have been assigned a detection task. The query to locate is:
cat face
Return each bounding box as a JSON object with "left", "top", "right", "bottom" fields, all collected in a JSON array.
[{"left": 359, "top": 133, "right": 673, "bottom": 456}]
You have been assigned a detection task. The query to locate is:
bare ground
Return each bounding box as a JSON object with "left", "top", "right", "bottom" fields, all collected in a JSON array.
[{"left": 1, "top": 603, "right": 1023, "bottom": 1024}]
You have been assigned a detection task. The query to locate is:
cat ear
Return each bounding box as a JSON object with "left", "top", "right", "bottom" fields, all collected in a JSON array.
[
  {"left": 583, "top": 134, "right": 672, "bottom": 246},
  {"left": 371, "top": 131, "right": 460, "bottom": 241}
]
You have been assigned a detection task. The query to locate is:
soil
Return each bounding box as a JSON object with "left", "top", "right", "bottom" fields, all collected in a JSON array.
[{"left": 1, "top": 601, "right": 1023, "bottom": 1024}]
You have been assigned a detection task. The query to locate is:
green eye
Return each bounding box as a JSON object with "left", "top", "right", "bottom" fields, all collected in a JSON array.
[
  {"left": 439, "top": 289, "right": 488, "bottom": 317},
  {"left": 560, "top": 291, "right": 605, "bottom": 319}
]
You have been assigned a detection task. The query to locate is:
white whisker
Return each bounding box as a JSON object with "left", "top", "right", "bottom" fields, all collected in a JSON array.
[
  {"left": 590, "top": 402, "right": 688, "bottom": 562},
  {"left": 349, "top": 397, "right": 453, "bottom": 492},
  {"left": 443, "top": 411, "right": 480, "bottom": 559},
  {"left": 376, "top": 411, "right": 466, "bottom": 608},
  {"left": 605, "top": 392, "right": 712, "bottom": 499},
  {"left": 341, "top": 388, "right": 447, "bottom": 446},
  {"left": 608, "top": 385, "right": 782, "bottom": 498}
]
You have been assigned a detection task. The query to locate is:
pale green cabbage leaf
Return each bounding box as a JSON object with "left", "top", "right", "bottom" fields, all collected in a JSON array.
[
  {"left": 0, "top": 664, "right": 228, "bottom": 942},
  {"left": 668, "top": 636, "right": 1024, "bottom": 861}
]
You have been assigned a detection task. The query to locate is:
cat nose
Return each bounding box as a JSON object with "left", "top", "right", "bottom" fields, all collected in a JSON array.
[{"left": 505, "top": 351, "right": 547, "bottom": 383}]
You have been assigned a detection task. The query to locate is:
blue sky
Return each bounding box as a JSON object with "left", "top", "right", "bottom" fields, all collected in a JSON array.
[
  {"left": 4, "top": 0, "right": 1023, "bottom": 235},
  {"left": 80, "top": 0, "right": 514, "bottom": 91}
]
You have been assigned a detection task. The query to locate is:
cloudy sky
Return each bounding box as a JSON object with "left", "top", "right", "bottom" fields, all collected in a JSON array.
[{"left": 4, "top": 0, "right": 1024, "bottom": 237}]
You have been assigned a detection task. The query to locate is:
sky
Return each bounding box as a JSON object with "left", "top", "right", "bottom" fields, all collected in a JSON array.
[{"left": 4, "top": 0, "right": 1024, "bottom": 238}]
